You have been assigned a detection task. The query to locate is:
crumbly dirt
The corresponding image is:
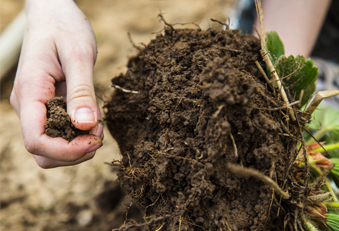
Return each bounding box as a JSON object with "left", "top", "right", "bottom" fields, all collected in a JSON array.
[
  {"left": 1, "top": 1, "right": 235, "bottom": 231},
  {"left": 45, "top": 97, "right": 89, "bottom": 141},
  {"left": 105, "top": 27, "right": 298, "bottom": 230}
]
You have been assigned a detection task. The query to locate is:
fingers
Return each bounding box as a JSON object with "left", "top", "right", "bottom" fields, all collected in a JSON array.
[
  {"left": 18, "top": 99, "right": 103, "bottom": 161},
  {"left": 33, "top": 151, "right": 96, "bottom": 169},
  {"left": 28, "top": 135, "right": 102, "bottom": 162},
  {"left": 56, "top": 25, "right": 98, "bottom": 131},
  {"left": 10, "top": 0, "right": 102, "bottom": 168}
]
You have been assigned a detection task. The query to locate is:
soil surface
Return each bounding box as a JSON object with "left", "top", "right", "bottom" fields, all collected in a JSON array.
[
  {"left": 105, "top": 27, "right": 298, "bottom": 230},
  {"left": 0, "top": 1, "right": 235, "bottom": 231},
  {"left": 45, "top": 97, "right": 89, "bottom": 141}
]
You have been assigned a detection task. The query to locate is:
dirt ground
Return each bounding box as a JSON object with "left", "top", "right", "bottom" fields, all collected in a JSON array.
[{"left": 0, "top": 1, "right": 234, "bottom": 230}]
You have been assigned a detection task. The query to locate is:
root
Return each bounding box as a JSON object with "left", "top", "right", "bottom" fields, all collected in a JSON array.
[
  {"left": 253, "top": 101, "right": 299, "bottom": 111},
  {"left": 254, "top": 0, "right": 296, "bottom": 121},
  {"left": 229, "top": 133, "right": 238, "bottom": 158},
  {"left": 227, "top": 163, "right": 290, "bottom": 199},
  {"left": 172, "top": 22, "right": 201, "bottom": 29},
  {"left": 158, "top": 13, "right": 175, "bottom": 32},
  {"left": 160, "top": 152, "right": 204, "bottom": 167},
  {"left": 309, "top": 163, "right": 335, "bottom": 190},
  {"left": 303, "top": 128, "right": 330, "bottom": 157},
  {"left": 214, "top": 45, "right": 240, "bottom": 53},
  {"left": 111, "top": 84, "right": 139, "bottom": 94},
  {"left": 255, "top": 61, "right": 276, "bottom": 96},
  {"left": 212, "top": 105, "right": 225, "bottom": 118},
  {"left": 113, "top": 211, "right": 184, "bottom": 231},
  {"left": 127, "top": 32, "right": 143, "bottom": 51},
  {"left": 210, "top": 18, "right": 229, "bottom": 30},
  {"left": 306, "top": 192, "right": 332, "bottom": 204}
]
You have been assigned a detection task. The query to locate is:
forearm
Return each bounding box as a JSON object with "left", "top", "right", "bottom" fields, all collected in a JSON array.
[{"left": 255, "top": 0, "right": 331, "bottom": 58}]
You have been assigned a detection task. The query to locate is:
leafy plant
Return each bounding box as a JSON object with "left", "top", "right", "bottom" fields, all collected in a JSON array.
[
  {"left": 326, "top": 212, "right": 339, "bottom": 231},
  {"left": 306, "top": 105, "right": 339, "bottom": 149},
  {"left": 266, "top": 31, "right": 318, "bottom": 107},
  {"left": 264, "top": 30, "right": 339, "bottom": 230}
]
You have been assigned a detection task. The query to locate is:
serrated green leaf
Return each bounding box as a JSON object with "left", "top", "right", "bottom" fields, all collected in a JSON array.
[
  {"left": 266, "top": 31, "right": 285, "bottom": 65},
  {"left": 275, "top": 55, "right": 318, "bottom": 107},
  {"left": 326, "top": 213, "right": 339, "bottom": 230},
  {"left": 265, "top": 32, "right": 318, "bottom": 106},
  {"left": 328, "top": 209, "right": 339, "bottom": 215}
]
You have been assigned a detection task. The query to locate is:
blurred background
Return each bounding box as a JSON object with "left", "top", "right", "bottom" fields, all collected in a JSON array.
[{"left": 0, "top": 1, "right": 234, "bottom": 230}]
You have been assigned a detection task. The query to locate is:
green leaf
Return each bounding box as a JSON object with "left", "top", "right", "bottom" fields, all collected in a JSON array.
[
  {"left": 326, "top": 212, "right": 339, "bottom": 230},
  {"left": 306, "top": 106, "right": 339, "bottom": 148},
  {"left": 266, "top": 31, "right": 285, "bottom": 64},
  {"left": 265, "top": 32, "right": 318, "bottom": 106},
  {"left": 331, "top": 159, "right": 339, "bottom": 178},
  {"left": 275, "top": 55, "right": 318, "bottom": 107}
]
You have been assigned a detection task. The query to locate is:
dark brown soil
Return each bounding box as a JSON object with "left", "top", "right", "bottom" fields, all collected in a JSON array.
[
  {"left": 105, "top": 27, "right": 298, "bottom": 230},
  {"left": 45, "top": 97, "right": 89, "bottom": 141}
]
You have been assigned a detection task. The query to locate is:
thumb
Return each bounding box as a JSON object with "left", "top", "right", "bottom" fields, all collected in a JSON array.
[{"left": 61, "top": 46, "right": 98, "bottom": 131}]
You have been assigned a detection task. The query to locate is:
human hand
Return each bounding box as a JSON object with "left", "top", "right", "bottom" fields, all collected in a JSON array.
[{"left": 10, "top": 0, "right": 103, "bottom": 168}]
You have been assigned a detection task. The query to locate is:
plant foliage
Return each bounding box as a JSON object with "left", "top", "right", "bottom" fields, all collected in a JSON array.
[
  {"left": 266, "top": 32, "right": 318, "bottom": 107},
  {"left": 306, "top": 106, "right": 339, "bottom": 147},
  {"left": 326, "top": 213, "right": 339, "bottom": 231}
]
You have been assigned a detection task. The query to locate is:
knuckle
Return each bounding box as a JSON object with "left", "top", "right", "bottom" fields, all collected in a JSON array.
[
  {"left": 68, "top": 44, "right": 95, "bottom": 63},
  {"left": 68, "top": 84, "right": 94, "bottom": 101},
  {"left": 24, "top": 139, "right": 36, "bottom": 154}
]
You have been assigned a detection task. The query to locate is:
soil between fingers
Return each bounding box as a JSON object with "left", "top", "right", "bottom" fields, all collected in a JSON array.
[
  {"left": 45, "top": 97, "right": 89, "bottom": 141},
  {"left": 105, "top": 27, "right": 298, "bottom": 230}
]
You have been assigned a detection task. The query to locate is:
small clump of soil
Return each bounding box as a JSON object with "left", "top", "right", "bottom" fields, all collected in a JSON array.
[
  {"left": 105, "top": 27, "right": 298, "bottom": 230},
  {"left": 45, "top": 97, "right": 89, "bottom": 141}
]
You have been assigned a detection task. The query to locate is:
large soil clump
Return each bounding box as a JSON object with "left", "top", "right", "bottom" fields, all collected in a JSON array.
[
  {"left": 105, "top": 27, "right": 298, "bottom": 230},
  {"left": 45, "top": 97, "right": 89, "bottom": 141}
]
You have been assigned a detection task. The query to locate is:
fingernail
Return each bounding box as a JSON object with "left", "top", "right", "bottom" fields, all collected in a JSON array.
[
  {"left": 86, "top": 143, "right": 103, "bottom": 154},
  {"left": 91, "top": 121, "right": 104, "bottom": 137},
  {"left": 97, "top": 104, "right": 102, "bottom": 120},
  {"left": 75, "top": 107, "right": 95, "bottom": 123}
]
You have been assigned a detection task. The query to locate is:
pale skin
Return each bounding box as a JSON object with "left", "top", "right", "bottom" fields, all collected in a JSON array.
[
  {"left": 10, "top": 0, "right": 103, "bottom": 168},
  {"left": 255, "top": 0, "right": 331, "bottom": 58}
]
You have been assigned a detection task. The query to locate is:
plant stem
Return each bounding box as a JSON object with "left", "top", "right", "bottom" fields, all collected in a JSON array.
[
  {"left": 323, "top": 202, "right": 339, "bottom": 208},
  {"left": 312, "top": 143, "right": 339, "bottom": 153},
  {"left": 307, "top": 124, "right": 338, "bottom": 145},
  {"left": 304, "top": 90, "right": 339, "bottom": 121},
  {"left": 254, "top": 0, "right": 296, "bottom": 121},
  {"left": 311, "top": 165, "right": 338, "bottom": 202}
]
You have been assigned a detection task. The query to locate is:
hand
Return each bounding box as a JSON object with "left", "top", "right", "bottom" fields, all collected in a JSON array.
[{"left": 10, "top": 0, "right": 103, "bottom": 168}]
